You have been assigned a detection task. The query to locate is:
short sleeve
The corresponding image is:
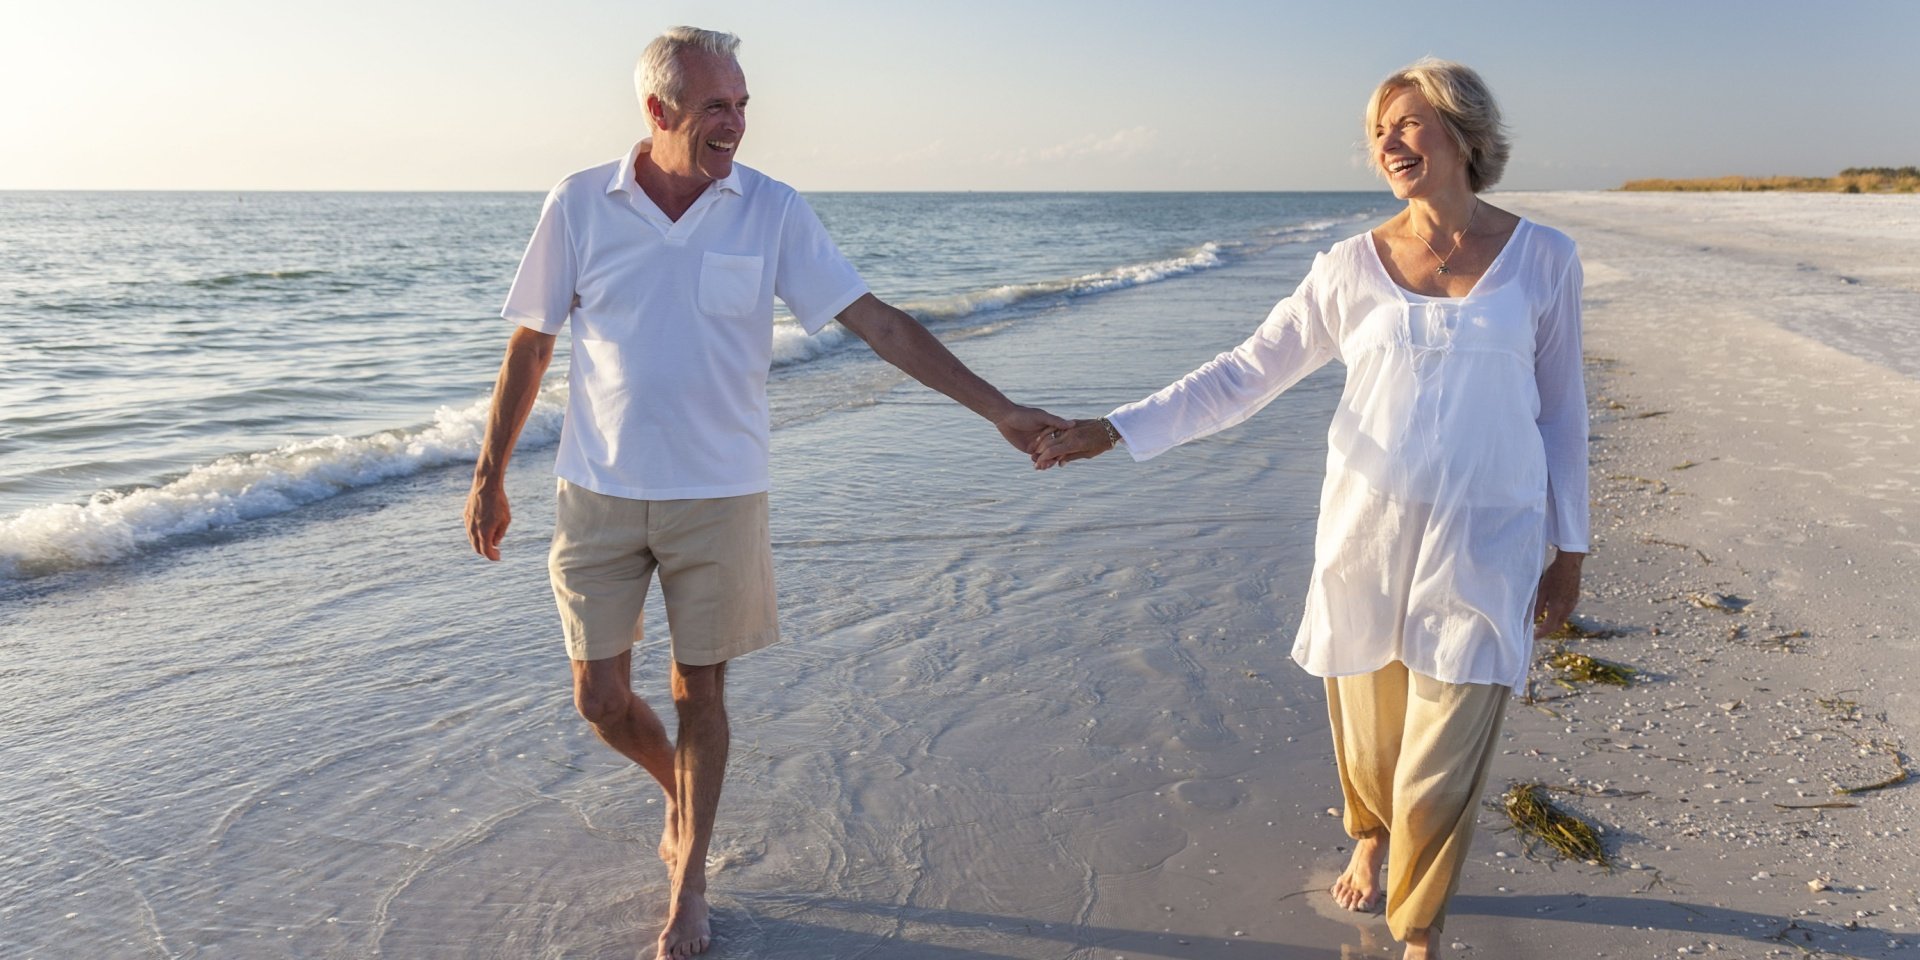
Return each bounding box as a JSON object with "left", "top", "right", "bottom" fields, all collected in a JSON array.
[
  {"left": 774, "top": 195, "right": 869, "bottom": 334},
  {"left": 501, "top": 187, "right": 576, "bottom": 334}
]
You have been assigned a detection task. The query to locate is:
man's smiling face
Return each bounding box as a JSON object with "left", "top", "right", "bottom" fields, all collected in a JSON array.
[{"left": 650, "top": 49, "right": 749, "bottom": 182}]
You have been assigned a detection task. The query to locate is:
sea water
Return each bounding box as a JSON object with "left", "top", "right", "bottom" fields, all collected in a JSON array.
[
  {"left": 1, "top": 190, "right": 1398, "bottom": 958},
  {"left": 0, "top": 191, "right": 1379, "bottom": 580}
]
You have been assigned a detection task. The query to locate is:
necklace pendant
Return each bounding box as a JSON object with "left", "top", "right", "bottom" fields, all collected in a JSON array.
[{"left": 1435, "top": 262, "right": 1451, "bottom": 275}]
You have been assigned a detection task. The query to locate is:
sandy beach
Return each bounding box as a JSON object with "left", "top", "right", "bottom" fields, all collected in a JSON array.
[
  {"left": 1446, "top": 191, "right": 1920, "bottom": 958},
  {"left": 5, "top": 190, "right": 1917, "bottom": 959}
]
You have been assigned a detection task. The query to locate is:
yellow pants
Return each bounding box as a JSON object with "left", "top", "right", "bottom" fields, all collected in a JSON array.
[{"left": 1326, "top": 660, "right": 1508, "bottom": 939}]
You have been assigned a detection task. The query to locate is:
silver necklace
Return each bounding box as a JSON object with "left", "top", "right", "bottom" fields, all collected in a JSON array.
[{"left": 1415, "top": 201, "right": 1477, "bottom": 275}]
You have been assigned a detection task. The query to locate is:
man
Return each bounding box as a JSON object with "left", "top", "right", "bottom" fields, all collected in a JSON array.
[{"left": 464, "top": 26, "right": 1065, "bottom": 960}]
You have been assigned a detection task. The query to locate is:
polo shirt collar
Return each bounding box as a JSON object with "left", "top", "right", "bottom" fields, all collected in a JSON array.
[{"left": 608, "top": 138, "right": 743, "bottom": 197}]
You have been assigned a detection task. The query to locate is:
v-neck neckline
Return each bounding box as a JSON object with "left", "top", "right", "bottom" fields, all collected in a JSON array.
[
  {"left": 1368, "top": 217, "right": 1528, "bottom": 302},
  {"left": 629, "top": 181, "right": 722, "bottom": 244}
]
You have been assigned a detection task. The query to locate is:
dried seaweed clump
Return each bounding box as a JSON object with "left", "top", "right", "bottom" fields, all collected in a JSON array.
[
  {"left": 1547, "top": 650, "right": 1635, "bottom": 688},
  {"left": 1502, "top": 783, "right": 1610, "bottom": 866},
  {"left": 1542, "top": 619, "right": 1622, "bottom": 641},
  {"left": 1834, "top": 741, "right": 1911, "bottom": 797}
]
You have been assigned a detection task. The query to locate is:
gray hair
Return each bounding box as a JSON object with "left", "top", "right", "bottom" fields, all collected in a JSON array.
[
  {"left": 634, "top": 26, "right": 741, "bottom": 110},
  {"left": 1366, "top": 58, "right": 1510, "bottom": 193}
]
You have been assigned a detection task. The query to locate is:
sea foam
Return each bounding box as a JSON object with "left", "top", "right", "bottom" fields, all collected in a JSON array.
[
  {"left": 2, "top": 239, "right": 1245, "bottom": 580},
  {"left": 0, "top": 385, "right": 568, "bottom": 580},
  {"left": 769, "top": 242, "right": 1227, "bottom": 366}
]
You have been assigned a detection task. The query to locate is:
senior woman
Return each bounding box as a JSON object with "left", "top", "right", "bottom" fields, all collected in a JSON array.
[{"left": 1034, "top": 59, "right": 1587, "bottom": 959}]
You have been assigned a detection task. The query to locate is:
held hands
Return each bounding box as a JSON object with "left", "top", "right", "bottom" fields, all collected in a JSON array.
[
  {"left": 1033, "top": 418, "right": 1118, "bottom": 470},
  {"left": 995, "top": 405, "right": 1074, "bottom": 458}
]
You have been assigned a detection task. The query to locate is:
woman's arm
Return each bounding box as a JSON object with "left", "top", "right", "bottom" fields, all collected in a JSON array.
[
  {"left": 1035, "top": 265, "right": 1337, "bottom": 468},
  {"left": 1533, "top": 250, "right": 1589, "bottom": 634},
  {"left": 1536, "top": 253, "right": 1589, "bottom": 554}
]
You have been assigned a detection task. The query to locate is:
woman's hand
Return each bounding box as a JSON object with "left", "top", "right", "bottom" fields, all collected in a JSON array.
[
  {"left": 1033, "top": 419, "right": 1117, "bottom": 470},
  {"left": 1533, "top": 550, "right": 1586, "bottom": 638}
]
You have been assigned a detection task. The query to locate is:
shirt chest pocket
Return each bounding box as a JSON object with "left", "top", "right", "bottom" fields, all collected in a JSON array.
[{"left": 698, "top": 252, "right": 764, "bottom": 320}]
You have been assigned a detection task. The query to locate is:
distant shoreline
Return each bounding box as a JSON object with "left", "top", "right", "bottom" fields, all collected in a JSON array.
[{"left": 1621, "top": 166, "right": 1918, "bottom": 193}]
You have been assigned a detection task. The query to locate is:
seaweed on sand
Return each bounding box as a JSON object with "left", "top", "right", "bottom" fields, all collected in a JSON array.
[
  {"left": 1833, "top": 740, "right": 1910, "bottom": 797},
  {"left": 1542, "top": 618, "right": 1623, "bottom": 641},
  {"left": 1501, "top": 783, "right": 1610, "bottom": 866},
  {"left": 1547, "top": 650, "right": 1636, "bottom": 688}
]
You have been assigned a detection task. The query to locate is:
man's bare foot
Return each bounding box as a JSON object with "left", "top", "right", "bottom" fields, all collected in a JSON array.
[
  {"left": 658, "top": 801, "right": 679, "bottom": 866},
  {"left": 655, "top": 889, "right": 711, "bottom": 959},
  {"left": 1402, "top": 926, "right": 1437, "bottom": 959},
  {"left": 1330, "top": 833, "right": 1386, "bottom": 912}
]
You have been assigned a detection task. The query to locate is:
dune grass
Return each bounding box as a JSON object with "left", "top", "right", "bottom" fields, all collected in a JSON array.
[{"left": 1621, "top": 166, "right": 1920, "bottom": 194}]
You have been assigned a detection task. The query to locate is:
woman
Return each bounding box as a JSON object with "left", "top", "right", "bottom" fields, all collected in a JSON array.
[{"left": 1034, "top": 59, "right": 1587, "bottom": 960}]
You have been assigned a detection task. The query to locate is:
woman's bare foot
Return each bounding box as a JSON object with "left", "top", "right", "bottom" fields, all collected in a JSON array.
[
  {"left": 655, "top": 888, "right": 711, "bottom": 958},
  {"left": 1402, "top": 926, "right": 1437, "bottom": 959},
  {"left": 1330, "top": 833, "right": 1387, "bottom": 912}
]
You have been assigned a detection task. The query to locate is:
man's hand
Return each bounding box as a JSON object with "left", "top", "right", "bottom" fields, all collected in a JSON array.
[
  {"left": 996, "top": 405, "right": 1073, "bottom": 456},
  {"left": 465, "top": 326, "right": 554, "bottom": 562},
  {"left": 466, "top": 481, "right": 511, "bottom": 561},
  {"left": 1033, "top": 419, "right": 1117, "bottom": 470},
  {"left": 1532, "top": 550, "right": 1586, "bottom": 638}
]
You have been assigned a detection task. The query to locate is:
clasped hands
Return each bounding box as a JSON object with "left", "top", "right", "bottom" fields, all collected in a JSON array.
[{"left": 997, "top": 409, "right": 1117, "bottom": 470}]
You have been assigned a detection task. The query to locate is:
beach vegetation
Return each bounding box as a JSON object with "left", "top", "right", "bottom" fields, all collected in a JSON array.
[
  {"left": 1542, "top": 617, "right": 1621, "bottom": 641},
  {"left": 1620, "top": 166, "right": 1920, "bottom": 193},
  {"left": 1815, "top": 694, "right": 1861, "bottom": 722},
  {"left": 1546, "top": 650, "right": 1635, "bottom": 688},
  {"left": 1500, "top": 783, "right": 1610, "bottom": 866},
  {"left": 1832, "top": 739, "right": 1910, "bottom": 796}
]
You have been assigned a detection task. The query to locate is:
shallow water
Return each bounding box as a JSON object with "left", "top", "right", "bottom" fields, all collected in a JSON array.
[
  {"left": 0, "top": 191, "right": 1378, "bottom": 581},
  {"left": 1, "top": 191, "right": 1412, "bottom": 957}
]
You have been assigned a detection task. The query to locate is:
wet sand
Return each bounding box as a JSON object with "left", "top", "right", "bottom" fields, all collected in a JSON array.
[{"left": 6, "top": 192, "right": 1917, "bottom": 958}]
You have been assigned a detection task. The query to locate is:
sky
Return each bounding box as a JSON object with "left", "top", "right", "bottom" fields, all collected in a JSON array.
[{"left": 0, "top": 0, "right": 1913, "bottom": 192}]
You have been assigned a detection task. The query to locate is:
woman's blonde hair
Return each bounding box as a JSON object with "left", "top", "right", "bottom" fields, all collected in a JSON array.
[{"left": 1365, "top": 58, "right": 1510, "bottom": 193}]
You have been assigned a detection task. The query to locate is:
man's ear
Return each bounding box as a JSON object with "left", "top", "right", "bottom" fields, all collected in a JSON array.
[{"left": 646, "top": 94, "right": 670, "bottom": 130}]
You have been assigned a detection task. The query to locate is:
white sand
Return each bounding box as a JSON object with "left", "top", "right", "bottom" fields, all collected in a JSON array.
[{"left": 1455, "top": 191, "right": 1920, "bottom": 958}]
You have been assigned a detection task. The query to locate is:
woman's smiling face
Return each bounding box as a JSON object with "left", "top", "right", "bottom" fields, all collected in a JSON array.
[{"left": 1373, "top": 86, "right": 1470, "bottom": 199}]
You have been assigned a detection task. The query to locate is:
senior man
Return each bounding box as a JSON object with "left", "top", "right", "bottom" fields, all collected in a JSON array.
[{"left": 465, "top": 25, "right": 1064, "bottom": 960}]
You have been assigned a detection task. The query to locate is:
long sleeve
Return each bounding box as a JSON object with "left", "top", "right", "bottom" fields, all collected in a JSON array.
[
  {"left": 1107, "top": 265, "right": 1336, "bottom": 461},
  {"left": 1535, "top": 252, "right": 1589, "bottom": 551}
]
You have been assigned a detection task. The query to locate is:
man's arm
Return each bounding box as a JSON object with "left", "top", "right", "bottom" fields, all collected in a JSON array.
[
  {"left": 835, "top": 294, "right": 1067, "bottom": 452},
  {"left": 465, "top": 325, "right": 557, "bottom": 560}
]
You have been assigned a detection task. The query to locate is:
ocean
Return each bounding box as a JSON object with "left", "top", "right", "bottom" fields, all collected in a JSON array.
[
  {"left": 1, "top": 190, "right": 1400, "bottom": 958},
  {"left": 0, "top": 192, "right": 1383, "bottom": 580}
]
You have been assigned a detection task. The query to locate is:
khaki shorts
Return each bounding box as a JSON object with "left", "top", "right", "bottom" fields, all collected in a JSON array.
[{"left": 548, "top": 479, "right": 778, "bottom": 665}]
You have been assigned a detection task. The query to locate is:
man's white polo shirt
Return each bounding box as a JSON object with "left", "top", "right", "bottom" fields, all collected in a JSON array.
[{"left": 502, "top": 140, "right": 868, "bottom": 501}]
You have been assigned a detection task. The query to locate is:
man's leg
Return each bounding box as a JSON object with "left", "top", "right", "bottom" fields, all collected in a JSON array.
[
  {"left": 572, "top": 651, "right": 681, "bottom": 864},
  {"left": 649, "top": 492, "right": 774, "bottom": 958},
  {"left": 659, "top": 658, "right": 727, "bottom": 959}
]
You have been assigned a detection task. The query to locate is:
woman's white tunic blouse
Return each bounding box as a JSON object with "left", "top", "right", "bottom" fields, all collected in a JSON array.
[{"left": 1107, "top": 220, "right": 1588, "bottom": 690}]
